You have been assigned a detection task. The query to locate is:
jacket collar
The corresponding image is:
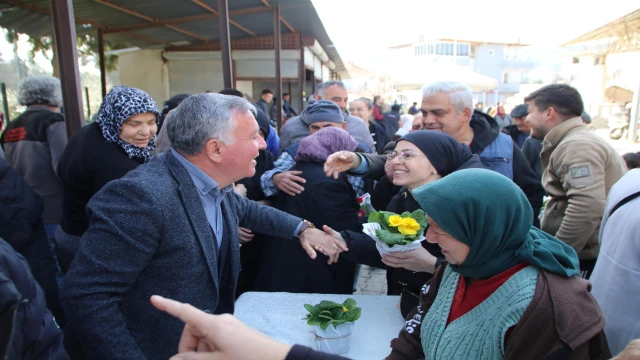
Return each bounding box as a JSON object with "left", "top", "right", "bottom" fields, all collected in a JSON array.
[
  {"left": 542, "top": 117, "right": 584, "bottom": 153},
  {"left": 164, "top": 151, "right": 221, "bottom": 290}
]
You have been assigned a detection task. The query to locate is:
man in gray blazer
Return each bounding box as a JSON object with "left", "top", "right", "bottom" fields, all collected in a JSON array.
[{"left": 61, "top": 93, "right": 345, "bottom": 359}]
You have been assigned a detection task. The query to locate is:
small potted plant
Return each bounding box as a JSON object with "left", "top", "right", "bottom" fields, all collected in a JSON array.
[
  {"left": 303, "top": 298, "right": 362, "bottom": 355},
  {"left": 363, "top": 209, "right": 428, "bottom": 256}
]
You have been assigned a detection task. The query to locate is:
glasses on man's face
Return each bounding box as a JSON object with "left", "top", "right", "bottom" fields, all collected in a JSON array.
[{"left": 387, "top": 151, "right": 426, "bottom": 162}]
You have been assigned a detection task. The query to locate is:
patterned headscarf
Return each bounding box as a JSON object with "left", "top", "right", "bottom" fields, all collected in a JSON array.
[{"left": 96, "top": 86, "right": 160, "bottom": 162}]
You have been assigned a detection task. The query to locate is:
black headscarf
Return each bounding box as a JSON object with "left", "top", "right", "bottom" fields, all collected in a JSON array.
[{"left": 397, "top": 130, "right": 474, "bottom": 177}]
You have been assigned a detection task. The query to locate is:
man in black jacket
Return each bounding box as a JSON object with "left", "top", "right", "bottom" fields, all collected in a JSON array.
[
  {"left": 0, "top": 237, "right": 68, "bottom": 359},
  {"left": 0, "top": 158, "right": 65, "bottom": 327},
  {"left": 326, "top": 81, "right": 544, "bottom": 224},
  {"left": 501, "top": 104, "right": 531, "bottom": 149}
]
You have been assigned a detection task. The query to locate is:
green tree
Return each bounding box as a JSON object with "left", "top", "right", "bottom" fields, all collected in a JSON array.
[{"left": 4, "top": 28, "right": 126, "bottom": 78}]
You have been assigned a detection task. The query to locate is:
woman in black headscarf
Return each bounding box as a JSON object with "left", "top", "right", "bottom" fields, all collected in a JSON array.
[
  {"left": 326, "top": 130, "right": 483, "bottom": 316},
  {"left": 56, "top": 86, "right": 160, "bottom": 272}
]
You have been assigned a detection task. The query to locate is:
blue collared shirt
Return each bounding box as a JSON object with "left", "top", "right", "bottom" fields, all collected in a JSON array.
[{"left": 171, "top": 149, "right": 233, "bottom": 248}]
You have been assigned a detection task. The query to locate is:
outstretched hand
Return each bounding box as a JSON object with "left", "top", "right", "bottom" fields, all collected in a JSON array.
[
  {"left": 324, "top": 151, "right": 361, "bottom": 179},
  {"left": 150, "top": 295, "right": 291, "bottom": 360}
]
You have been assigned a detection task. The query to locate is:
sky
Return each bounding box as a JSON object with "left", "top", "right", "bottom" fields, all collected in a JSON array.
[{"left": 312, "top": 0, "right": 639, "bottom": 68}]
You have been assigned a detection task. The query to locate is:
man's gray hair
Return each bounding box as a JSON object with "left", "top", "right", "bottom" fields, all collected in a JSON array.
[
  {"left": 18, "top": 75, "right": 62, "bottom": 107},
  {"left": 315, "top": 80, "right": 346, "bottom": 99},
  {"left": 166, "top": 93, "right": 256, "bottom": 155},
  {"left": 421, "top": 81, "right": 473, "bottom": 115}
]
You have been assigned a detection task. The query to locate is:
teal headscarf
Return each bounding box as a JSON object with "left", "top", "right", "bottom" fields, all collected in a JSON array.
[{"left": 413, "top": 168, "right": 579, "bottom": 279}]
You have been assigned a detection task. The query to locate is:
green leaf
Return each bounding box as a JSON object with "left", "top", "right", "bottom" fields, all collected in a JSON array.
[
  {"left": 409, "top": 209, "right": 428, "bottom": 229},
  {"left": 344, "top": 307, "right": 362, "bottom": 322},
  {"left": 342, "top": 298, "right": 356, "bottom": 309},
  {"left": 318, "top": 301, "right": 341, "bottom": 311},
  {"left": 304, "top": 304, "right": 320, "bottom": 316},
  {"left": 376, "top": 229, "right": 411, "bottom": 245}
]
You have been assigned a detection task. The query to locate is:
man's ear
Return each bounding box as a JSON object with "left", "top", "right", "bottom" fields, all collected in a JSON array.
[
  {"left": 462, "top": 107, "right": 472, "bottom": 122},
  {"left": 314, "top": 95, "right": 322, "bottom": 100},
  {"left": 206, "top": 139, "right": 224, "bottom": 163},
  {"left": 341, "top": 123, "right": 347, "bottom": 130}
]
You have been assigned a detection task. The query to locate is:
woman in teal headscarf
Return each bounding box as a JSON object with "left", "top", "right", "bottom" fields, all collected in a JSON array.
[{"left": 386, "top": 169, "right": 610, "bottom": 360}]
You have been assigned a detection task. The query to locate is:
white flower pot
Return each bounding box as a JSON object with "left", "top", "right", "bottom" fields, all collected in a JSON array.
[{"left": 311, "top": 322, "right": 355, "bottom": 355}]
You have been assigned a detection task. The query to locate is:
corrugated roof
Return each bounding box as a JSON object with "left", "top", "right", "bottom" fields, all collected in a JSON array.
[{"left": 0, "top": 0, "right": 349, "bottom": 77}]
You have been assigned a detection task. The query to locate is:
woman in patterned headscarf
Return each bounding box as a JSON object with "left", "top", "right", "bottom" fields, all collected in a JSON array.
[{"left": 55, "top": 86, "right": 160, "bottom": 272}]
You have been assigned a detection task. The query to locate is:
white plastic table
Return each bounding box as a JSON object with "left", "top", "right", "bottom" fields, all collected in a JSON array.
[{"left": 234, "top": 292, "right": 405, "bottom": 360}]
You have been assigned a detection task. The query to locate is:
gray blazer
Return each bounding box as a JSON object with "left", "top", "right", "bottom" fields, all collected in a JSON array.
[{"left": 61, "top": 151, "right": 302, "bottom": 360}]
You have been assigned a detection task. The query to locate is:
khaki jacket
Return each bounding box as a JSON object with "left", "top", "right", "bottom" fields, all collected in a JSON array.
[{"left": 541, "top": 117, "right": 626, "bottom": 260}]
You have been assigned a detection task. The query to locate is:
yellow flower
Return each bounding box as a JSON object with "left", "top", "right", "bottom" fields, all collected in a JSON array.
[
  {"left": 388, "top": 215, "right": 402, "bottom": 227},
  {"left": 343, "top": 307, "right": 349, "bottom": 313},
  {"left": 398, "top": 218, "right": 421, "bottom": 236}
]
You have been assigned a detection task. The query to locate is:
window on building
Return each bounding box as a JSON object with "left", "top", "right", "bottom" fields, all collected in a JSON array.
[
  {"left": 415, "top": 41, "right": 471, "bottom": 57},
  {"left": 572, "top": 57, "right": 580, "bottom": 64}
]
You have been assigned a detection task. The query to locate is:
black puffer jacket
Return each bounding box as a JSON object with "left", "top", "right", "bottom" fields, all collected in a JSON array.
[
  {"left": 0, "top": 238, "right": 68, "bottom": 360},
  {"left": 0, "top": 158, "right": 65, "bottom": 327}
]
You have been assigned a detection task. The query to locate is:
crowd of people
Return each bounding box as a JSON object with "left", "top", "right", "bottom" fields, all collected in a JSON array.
[{"left": 1, "top": 74, "right": 639, "bottom": 360}]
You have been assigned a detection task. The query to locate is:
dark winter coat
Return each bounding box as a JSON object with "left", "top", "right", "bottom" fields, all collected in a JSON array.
[
  {"left": 256, "top": 161, "right": 361, "bottom": 294},
  {"left": 370, "top": 121, "right": 392, "bottom": 155},
  {"left": 0, "top": 158, "right": 65, "bottom": 327},
  {"left": 502, "top": 124, "right": 529, "bottom": 149},
  {"left": 380, "top": 110, "right": 401, "bottom": 139},
  {"left": 235, "top": 149, "right": 276, "bottom": 296},
  {"left": 57, "top": 122, "right": 143, "bottom": 237},
  {"left": 0, "top": 238, "right": 68, "bottom": 360}
]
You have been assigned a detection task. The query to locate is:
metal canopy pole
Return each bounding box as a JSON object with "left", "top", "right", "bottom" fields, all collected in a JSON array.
[
  {"left": 50, "top": 0, "right": 85, "bottom": 136},
  {"left": 298, "top": 32, "right": 304, "bottom": 112},
  {"left": 628, "top": 77, "right": 640, "bottom": 143},
  {"left": 98, "top": 28, "right": 107, "bottom": 98},
  {"left": 1, "top": 83, "right": 10, "bottom": 122},
  {"left": 274, "top": 5, "right": 282, "bottom": 132},
  {"left": 218, "top": 0, "right": 233, "bottom": 89}
]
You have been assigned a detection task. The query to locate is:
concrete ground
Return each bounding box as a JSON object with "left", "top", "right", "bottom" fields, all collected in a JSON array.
[{"left": 354, "top": 265, "right": 387, "bottom": 295}]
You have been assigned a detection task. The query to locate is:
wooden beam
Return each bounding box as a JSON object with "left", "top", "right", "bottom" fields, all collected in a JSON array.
[
  {"left": 190, "top": 0, "right": 257, "bottom": 36},
  {"left": 6, "top": 0, "right": 167, "bottom": 45},
  {"left": 104, "top": 13, "right": 218, "bottom": 33},
  {"left": 166, "top": 25, "right": 208, "bottom": 42},
  {"left": 281, "top": 18, "right": 294, "bottom": 32},
  {"left": 127, "top": 32, "right": 169, "bottom": 45},
  {"left": 7, "top": 0, "right": 101, "bottom": 27},
  {"left": 94, "top": 0, "right": 207, "bottom": 41}
]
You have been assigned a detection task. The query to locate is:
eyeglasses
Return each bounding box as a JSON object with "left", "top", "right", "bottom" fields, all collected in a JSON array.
[{"left": 387, "top": 151, "right": 426, "bottom": 162}]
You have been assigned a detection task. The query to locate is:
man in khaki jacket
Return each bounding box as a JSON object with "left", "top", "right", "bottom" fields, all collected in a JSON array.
[{"left": 525, "top": 84, "right": 626, "bottom": 278}]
